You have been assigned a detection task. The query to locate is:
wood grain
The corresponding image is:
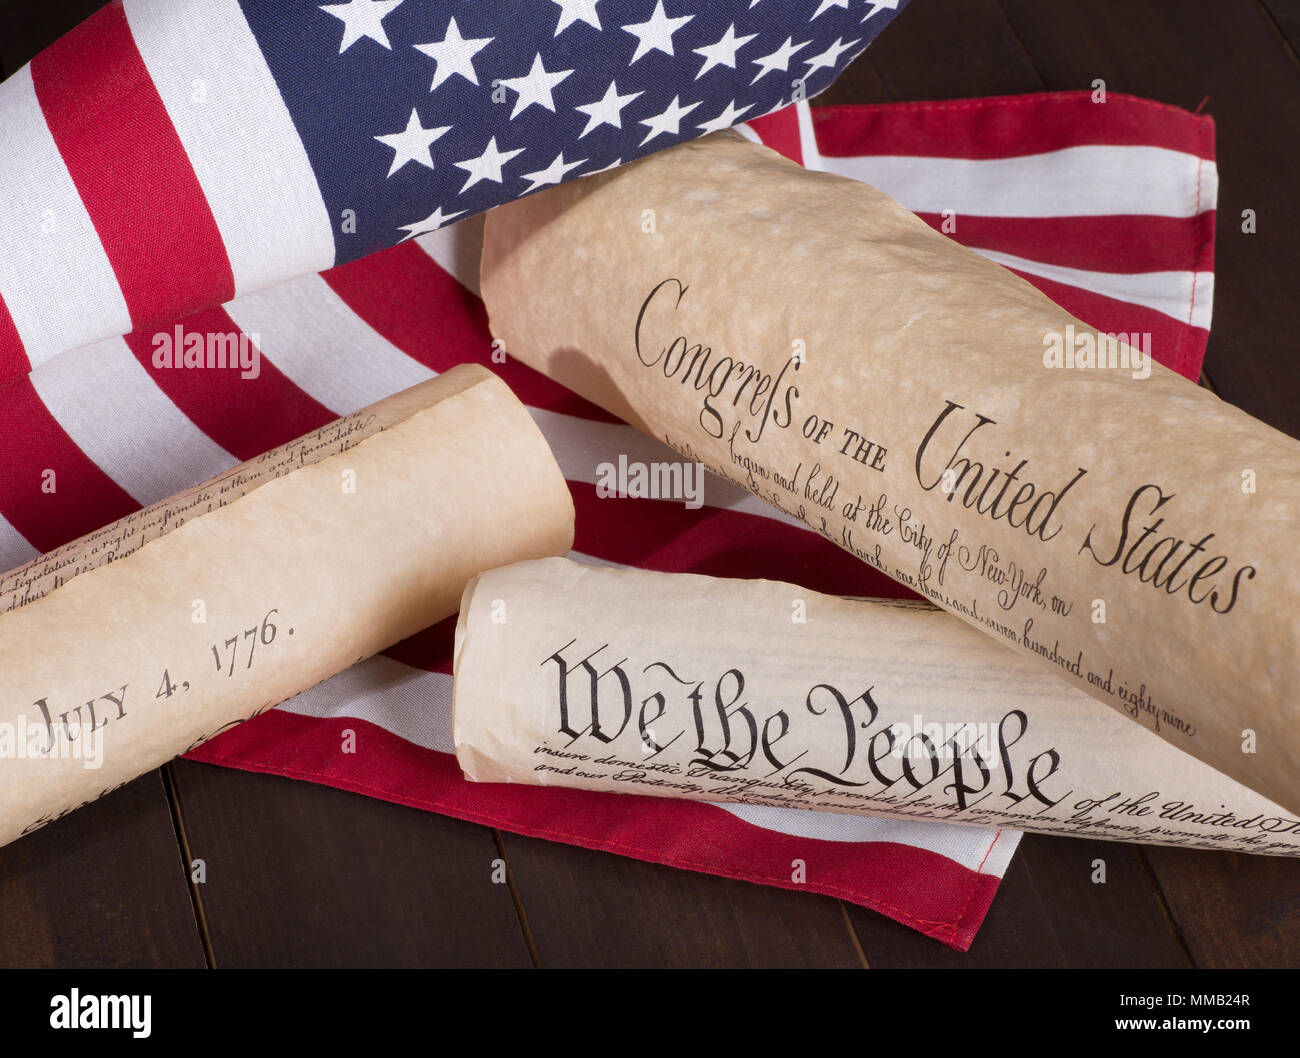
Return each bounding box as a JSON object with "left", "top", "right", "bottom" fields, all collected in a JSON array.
[
  {"left": 1143, "top": 844, "right": 1300, "bottom": 968},
  {"left": 0, "top": 0, "right": 107, "bottom": 77},
  {"left": 820, "top": 0, "right": 1045, "bottom": 105},
  {"left": 0, "top": 771, "right": 205, "bottom": 968},
  {"left": 166, "top": 760, "right": 532, "bottom": 968},
  {"left": 847, "top": 836, "right": 1191, "bottom": 968},
  {"left": 1261, "top": 0, "right": 1300, "bottom": 63},
  {"left": 496, "top": 832, "right": 866, "bottom": 968}
]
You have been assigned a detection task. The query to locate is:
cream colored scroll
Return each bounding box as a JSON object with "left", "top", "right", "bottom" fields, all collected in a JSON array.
[
  {"left": 481, "top": 132, "right": 1300, "bottom": 813},
  {"left": 454, "top": 559, "right": 1300, "bottom": 856},
  {"left": 0, "top": 365, "right": 574, "bottom": 848}
]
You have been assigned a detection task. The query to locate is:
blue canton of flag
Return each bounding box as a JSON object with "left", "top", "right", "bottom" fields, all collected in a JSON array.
[{"left": 237, "top": 0, "right": 908, "bottom": 263}]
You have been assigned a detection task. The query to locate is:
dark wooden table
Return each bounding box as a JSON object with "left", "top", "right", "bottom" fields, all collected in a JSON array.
[{"left": 1, "top": 0, "right": 1296, "bottom": 969}]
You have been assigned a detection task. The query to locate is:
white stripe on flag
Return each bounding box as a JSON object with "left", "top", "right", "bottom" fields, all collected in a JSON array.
[
  {"left": 567, "top": 549, "right": 635, "bottom": 570},
  {"left": 0, "top": 513, "right": 39, "bottom": 571},
  {"left": 971, "top": 247, "right": 1214, "bottom": 329},
  {"left": 712, "top": 801, "right": 1018, "bottom": 874},
  {"left": 223, "top": 274, "right": 435, "bottom": 413},
  {"left": 794, "top": 100, "right": 825, "bottom": 172},
  {"left": 415, "top": 217, "right": 486, "bottom": 297},
  {"left": 979, "top": 827, "right": 1019, "bottom": 877},
  {"left": 0, "top": 67, "right": 132, "bottom": 368},
  {"left": 822, "top": 145, "right": 1216, "bottom": 219},
  {"left": 28, "top": 337, "right": 236, "bottom": 505},
  {"left": 276, "top": 655, "right": 456, "bottom": 755},
  {"left": 124, "top": 0, "right": 336, "bottom": 297}
]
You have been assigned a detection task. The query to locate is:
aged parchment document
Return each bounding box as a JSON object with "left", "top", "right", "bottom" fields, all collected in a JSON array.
[
  {"left": 481, "top": 131, "right": 1300, "bottom": 813},
  {"left": 0, "top": 365, "right": 574, "bottom": 848},
  {"left": 455, "top": 559, "right": 1300, "bottom": 856}
]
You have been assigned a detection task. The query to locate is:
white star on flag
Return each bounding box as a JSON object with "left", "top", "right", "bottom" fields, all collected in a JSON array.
[
  {"left": 863, "top": 0, "right": 901, "bottom": 21},
  {"left": 397, "top": 205, "right": 465, "bottom": 241},
  {"left": 693, "top": 23, "right": 758, "bottom": 79},
  {"left": 319, "top": 0, "right": 404, "bottom": 53},
  {"left": 750, "top": 36, "right": 810, "bottom": 84},
  {"left": 550, "top": 0, "right": 603, "bottom": 35},
  {"left": 812, "top": 0, "right": 849, "bottom": 19},
  {"left": 374, "top": 109, "right": 452, "bottom": 176},
  {"left": 575, "top": 81, "right": 644, "bottom": 138},
  {"left": 696, "top": 99, "right": 754, "bottom": 134},
  {"left": 804, "top": 37, "right": 861, "bottom": 79},
  {"left": 414, "top": 17, "right": 494, "bottom": 91},
  {"left": 455, "top": 136, "right": 526, "bottom": 192},
  {"left": 623, "top": 1, "right": 695, "bottom": 64},
  {"left": 520, "top": 152, "right": 589, "bottom": 192},
  {"left": 584, "top": 157, "right": 623, "bottom": 176},
  {"left": 499, "top": 53, "right": 574, "bottom": 119},
  {"left": 639, "top": 94, "right": 701, "bottom": 146}
]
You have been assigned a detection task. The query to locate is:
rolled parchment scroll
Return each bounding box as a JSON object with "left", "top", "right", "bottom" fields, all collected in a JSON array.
[
  {"left": 454, "top": 559, "right": 1300, "bottom": 856},
  {"left": 0, "top": 365, "right": 575, "bottom": 848},
  {"left": 481, "top": 131, "right": 1300, "bottom": 813}
]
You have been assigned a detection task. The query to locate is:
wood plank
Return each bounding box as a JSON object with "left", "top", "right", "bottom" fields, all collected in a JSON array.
[
  {"left": 496, "top": 832, "right": 865, "bottom": 968},
  {"left": 845, "top": 835, "right": 1191, "bottom": 967},
  {"left": 1143, "top": 845, "right": 1300, "bottom": 968},
  {"left": 1260, "top": 0, "right": 1300, "bottom": 64},
  {"left": 166, "top": 760, "right": 533, "bottom": 968},
  {"left": 0, "top": 0, "right": 108, "bottom": 77},
  {"left": 820, "top": 0, "right": 1045, "bottom": 106},
  {"left": 0, "top": 770, "right": 205, "bottom": 968},
  {"left": 1000, "top": 0, "right": 1300, "bottom": 438}
]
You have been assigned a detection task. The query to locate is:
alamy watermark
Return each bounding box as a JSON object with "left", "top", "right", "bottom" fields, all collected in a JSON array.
[
  {"left": 50, "top": 989, "right": 150, "bottom": 1038},
  {"left": 595, "top": 454, "right": 704, "bottom": 509},
  {"left": 0, "top": 714, "right": 104, "bottom": 769},
  {"left": 888, "top": 715, "right": 1005, "bottom": 770},
  {"left": 1043, "top": 324, "right": 1151, "bottom": 380},
  {"left": 151, "top": 326, "right": 261, "bottom": 379}
]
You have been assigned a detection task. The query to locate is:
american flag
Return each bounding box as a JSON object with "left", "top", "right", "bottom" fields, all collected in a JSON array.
[
  {"left": 0, "top": 0, "right": 905, "bottom": 369},
  {"left": 0, "top": 0, "right": 1216, "bottom": 949}
]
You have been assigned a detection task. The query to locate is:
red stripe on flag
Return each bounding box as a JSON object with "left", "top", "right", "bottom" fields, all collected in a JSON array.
[
  {"left": 30, "top": 0, "right": 235, "bottom": 330},
  {"left": 186, "top": 709, "right": 1002, "bottom": 949},
  {"left": 918, "top": 211, "right": 1216, "bottom": 277},
  {"left": 1005, "top": 272, "right": 1206, "bottom": 382},
  {"left": 0, "top": 294, "right": 29, "bottom": 381},
  {"left": 322, "top": 242, "right": 622, "bottom": 423},
  {"left": 0, "top": 374, "right": 137, "bottom": 552},
  {"left": 813, "top": 91, "right": 1215, "bottom": 160},
  {"left": 123, "top": 308, "right": 334, "bottom": 460},
  {"left": 748, "top": 107, "right": 804, "bottom": 164}
]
